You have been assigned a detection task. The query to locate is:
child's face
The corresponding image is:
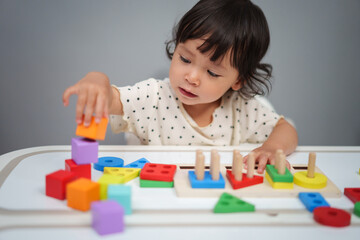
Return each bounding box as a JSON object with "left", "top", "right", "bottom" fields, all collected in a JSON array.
[{"left": 169, "top": 38, "right": 240, "bottom": 107}]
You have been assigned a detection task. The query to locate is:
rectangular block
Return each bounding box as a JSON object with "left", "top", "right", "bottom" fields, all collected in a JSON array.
[
  {"left": 91, "top": 200, "right": 124, "bottom": 235},
  {"left": 71, "top": 138, "right": 98, "bottom": 165},
  {"left": 188, "top": 171, "right": 225, "bottom": 189},
  {"left": 140, "top": 163, "right": 177, "bottom": 182},
  {"left": 265, "top": 171, "right": 293, "bottom": 189},
  {"left": 299, "top": 192, "right": 330, "bottom": 212},
  {"left": 46, "top": 170, "right": 77, "bottom": 200},
  {"left": 344, "top": 188, "right": 360, "bottom": 203},
  {"left": 107, "top": 185, "right": 132, "bottom": 215},
  {"left": 76, "top": 116, "right": 108, "bottom": 141},
  {"left": 266, "top": 164, "right": 293, "bottom": 183},
  {"left": 65, "top": 159, "right": 91, "bottom": 179},
  {"left": 67, "top": 178, "right": 100, "bottom": 211},
  {"left": 140, "top": 179, "right": 174, "bottom": 188}
]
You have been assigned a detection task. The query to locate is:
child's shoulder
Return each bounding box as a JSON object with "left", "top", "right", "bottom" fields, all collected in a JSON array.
[{"left": 223, "top": 91, "right": 276, "bottom": 112}]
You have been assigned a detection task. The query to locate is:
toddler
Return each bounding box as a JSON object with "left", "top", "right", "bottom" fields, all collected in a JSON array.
[{"left": 63, "top": 0, "right": 298, "bottom": 173}]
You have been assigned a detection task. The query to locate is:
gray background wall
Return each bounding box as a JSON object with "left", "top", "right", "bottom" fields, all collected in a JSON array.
[{"left": 1, "top": 0, "right": 359, "bottom": 155}]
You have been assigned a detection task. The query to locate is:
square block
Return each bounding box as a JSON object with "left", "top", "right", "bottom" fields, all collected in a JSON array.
[
  {"left": 67, "top": 178, "right": 100, "bottom": 211},
  {"left": 140, "top": 163, "right": 177, "bottom": 182},
  {"left": 139, "top": 179, "right": 174, "bottom": 188},
  {"left": 214, "top": 193, "right": 255, "bottom": 213},
  {"left": 71, "top": 138, "right": 98, "bottom": 165},
  {"left": 65, "top": 159, "right": 91, "bottom": 179},
  {"left": 299, "top": 192, "right": 330, "bottom": 212},
  {"left": 265, "top": 171, "right": 293, "bottom": 189},
  {"left": 76, "top": 116, "right": 108, "bottom": 141},
  {"left": 104, "top": 167, "right": 140, "bottom": 183},
  {"left": 188, "top": 171, "right": 225, "bottom": 189},
  {"left": 124, "top": 158, "right": 150, "bottom": 169},
  {"left": 107, "top": 185, "right": 132, "bottom": 215},
  {"left": 46, "top": 170, "right": 77, "bottom": 200},
  {"left": 226, "top": 170, "right": 263, "bottom": 189},
  {"left": 98, "top": 174, "right": 125, "bottom": 200},
  {"left": 265, "top": 165, "right": 293, "bottom": 183},
  {"left": 344, "top": 188, "right": 360, "bottom": 204},
  {"left": 91, "top": 200, "right": 124, "bottom": 235},
  {"left": 94, "top": 156, "right": 124, "bottom": 171}
]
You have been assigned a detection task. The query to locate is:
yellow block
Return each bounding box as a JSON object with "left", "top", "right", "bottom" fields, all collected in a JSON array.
[
  {"left": 293, "top": 171, "right": 327, "bottom": 189},
  {"left": 98, "top": 174, "right": 124, "bottom": 200},
  {"left": 265, "top": 172, "right": 294, "bottom": 189},
  {"left": 104, "top": 167, "right": 140, "bottom": 183}
]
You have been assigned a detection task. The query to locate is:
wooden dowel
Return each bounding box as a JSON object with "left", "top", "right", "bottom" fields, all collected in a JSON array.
[
  {"left": 210, "top": 149, "right": 220, "bottom": 181},
  {"left": 232, "top": 150, "right": 243, "bottom": 181},
  {"left": 275, "top": 149, "right": 283, "bottom": 170},
  {"left": 278, "top": 152, "right": 286, "bottom": 175},
  {"left": 195, "top": 150, "right": 205, "bottom": 180},
  {"left": 307, "top": 152, "right": 316, "bottom": 178},
  {"left": 247, "top": 152, "right": 255, "bottom": 179}
]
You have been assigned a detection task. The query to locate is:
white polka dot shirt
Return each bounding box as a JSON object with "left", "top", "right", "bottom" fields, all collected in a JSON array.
[{"left": 110, "top": 78, "right": 282, "bottom": 146}]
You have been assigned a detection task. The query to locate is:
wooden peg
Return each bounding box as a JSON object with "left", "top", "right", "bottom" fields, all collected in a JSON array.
[
  {"left": 247, "top": 152, "right": 255, "bottom": 179},
  {"left": 275, "top": 149, "right": 283, "bottom": 170},
  {"left": 210, "top": 149, "right": 220, "bottom": 181},
  {"left": 278, "top": 152, "right": 286, "bottom": 175},
  {"left": 307, "top": 152, "right": 316, "bottom": 178},
  {"left": 195, "top": 150, "right": 205, "bottom": 180},
  {"left": 232, "top": 150, "right": 243, "bottom": 181}
]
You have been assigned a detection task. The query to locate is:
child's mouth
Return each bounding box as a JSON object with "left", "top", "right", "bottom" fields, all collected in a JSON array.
[{"left": 179, "top": 87, "right": 197, "bottom": 98}]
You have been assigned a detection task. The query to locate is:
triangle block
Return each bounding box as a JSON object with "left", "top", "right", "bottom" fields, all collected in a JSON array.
[{"left": 214, "top": 193, "right": 255, "bottom": 213}]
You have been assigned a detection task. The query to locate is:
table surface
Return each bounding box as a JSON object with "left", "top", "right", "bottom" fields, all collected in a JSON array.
[{"left": 0, "top": 145, "right": 359, "bottom": 240}]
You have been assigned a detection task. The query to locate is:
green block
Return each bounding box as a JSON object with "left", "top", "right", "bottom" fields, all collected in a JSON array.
[
  {"left": 265, "top": 165, "right": 293, "bottom": 183},
  {"left": 354, "top": 202, "right": 360, "bottom": 218},
  {"left": 214, "top": 193, "right": 255, "bottom": 213},
  {"left": 140, "top": 179, "right": 174, "bottom": 188}
]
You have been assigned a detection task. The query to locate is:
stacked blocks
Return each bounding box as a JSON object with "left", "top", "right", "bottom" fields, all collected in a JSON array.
[
  {"left": 45, "top": 170, "right": 77, "bottom": 200},
  {"left": 91, "top": 200, "right": 124, "bottom": 235},
  {"left": 76, "top": 116, "right": 108, "bottom": 141},
  {"left": 107, "top": 185, "right": 132, "bottom": 215},
  {"left": 65, "top": 159, "right": 91, "bottom": 179},
  {"left": 265, "top": 150, "right": 293, "bottom": 189},
  {"left": 94, "top": 156, "right": 124, "bottom": 172},
  {"left": 313, "top": 207, "right": 351, "bottom": 227},
  {"left": 67, "top": 178, "right": 100, "bottom": 211},
  {"left": 344, "top": 188, "right": 360, "bottom": 203},
  {"left": 299, "top": 192, "right": 330, "bottom": 212},
  {"left": 71, "top": 138, "right": 98, "bottom": 165},
  {"left": 214, "top": 193, "right": 255, "bottom": 213},
  {"left": 124, "top": 158, "right": 150, "bottom": 169},
  {"left": 140, "top": 163, "right": 177, "bottom": 188}
]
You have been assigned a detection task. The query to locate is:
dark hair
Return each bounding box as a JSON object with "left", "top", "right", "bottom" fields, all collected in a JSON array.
[{"left": 166, "top": 0, "right": 272, "bottom": 98}]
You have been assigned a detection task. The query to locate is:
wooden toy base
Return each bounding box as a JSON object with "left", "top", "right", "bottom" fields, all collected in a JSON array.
[{"left": 174, "top": 164, "right": 341, "bottom": 198}]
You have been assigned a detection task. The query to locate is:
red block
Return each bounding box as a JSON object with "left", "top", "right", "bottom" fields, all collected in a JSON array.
[
  {"left": 46, "top": 170, "right": 77, "bottom": 200},
  {"left": 140, "top": 163, "right": 177, "bottom": 182},
  {"left": 344, "top": 188, "right": 360, "bottom": 204},
  {"left": 226, "top": 170, "right": 264, "bottom": 189},
  {"left": 313, "top": 207, "right": 351, "bottom": 227},
  {"left": 65, "top": 159, "right": 91, "bottom": 179}
]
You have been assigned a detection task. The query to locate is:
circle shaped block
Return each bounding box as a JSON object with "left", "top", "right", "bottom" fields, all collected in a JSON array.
[
  {"left": 94, "top": 157, "right": 124, "bottom": 171},
  {"left": 314, "top": 207, "right": 351, "bottom": 227},
  {"left": 293, "top": 171, "right": 327, "bottom": 189}
]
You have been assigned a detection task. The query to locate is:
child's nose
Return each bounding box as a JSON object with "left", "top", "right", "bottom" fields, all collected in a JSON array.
[{"left": 186, "top": 69, "right": 200, "bottom": 86}]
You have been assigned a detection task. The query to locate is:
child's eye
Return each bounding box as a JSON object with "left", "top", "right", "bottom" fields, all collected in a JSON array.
[
  {"left": 180, "top": 55, "right": 191, "bottom": 64},
  {"left": 207, "top": 70, "right": 220, "bottom": 78}
]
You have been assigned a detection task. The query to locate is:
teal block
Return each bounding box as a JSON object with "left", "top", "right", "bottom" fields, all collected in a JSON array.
[{"left": 107, "top": 185, "right": 132, "bottom": 215}]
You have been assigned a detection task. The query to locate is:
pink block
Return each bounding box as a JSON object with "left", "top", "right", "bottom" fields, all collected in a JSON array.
[
  {"left": 91, "top": 200, "right": 125, "bottom": 235},
  {"left": 71, "top": 138, "right": 98, "bottom": 165}
]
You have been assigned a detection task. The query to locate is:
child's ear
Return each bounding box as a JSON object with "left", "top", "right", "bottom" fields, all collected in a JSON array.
[{"left": 231, "top": 79, "right": 242, "bottom": 91}]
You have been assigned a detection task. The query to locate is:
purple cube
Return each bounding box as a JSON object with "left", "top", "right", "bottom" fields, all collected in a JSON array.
[
  {"left": 91, "top": 200, "right": 124, "bottom": 235},
  {"left": 71, "top": 138, "right": 98, "bottom": 165}
]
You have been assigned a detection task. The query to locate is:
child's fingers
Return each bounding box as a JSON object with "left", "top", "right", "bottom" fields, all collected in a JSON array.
[
  {"left": 94, "top": 95, "right": 106, "bottom": 123},
  {"left": 83, "top": 92, "right": 97, "bottom": 126},
  {"left": 256, "top": 154, "right": 269, "bottom": 173},
  {"left": 62, "top": 85, "right": 78, "bottom": 106},
  {"left": 75, "top": 90, "right": 87, "bottom": 125},
  {"left": 286, "top": 160, "right": 291, "bottom": 170}
]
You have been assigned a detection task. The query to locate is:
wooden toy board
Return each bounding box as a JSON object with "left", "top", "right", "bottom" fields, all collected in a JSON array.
[{"left": 174, "top": 164, "right": 341, "bottom": 198}]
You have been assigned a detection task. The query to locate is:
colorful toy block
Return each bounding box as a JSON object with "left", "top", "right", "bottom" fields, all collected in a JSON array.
[
  {"left": 124, "top": 158, "right": 150, "bottom": 169},
  {"left": 76, "top": 116, "right": 108, "bottom": 141},
  {"left": 214, "top": 193, "right": 255, "bottom": 213},
  {"left": 107, "top": 185, "right": 132, "bottom": 215},
  {"left": 188, "top": 171, "right": 225, "bottom": 188},
  {"left": 91, "top": 200, "right": 124, "bottom": 235},
  {"left": 65, "top": 159, "right": 91, "bottom": 179},
  {"left": 344, "top": 188, "right": 360, "bottom": 203},
  {"left": 313, "top": 207, "right": 351, "bottom": 227},
  {"left": 226, "top": 170, "right": 263, "bottom": 189},
  {"left": 98, "top": 174, "right": 125, "bottom": 200},
  {"left": 71, "top": 138, "right": 98, "bottom": 165},
  {"left": 139, "top": 179, "right": 174, "bottom": 188},
  {"left": 140, "top": 163, "right": 177, "bottom": 182},
  {"left": 94, "top": 156, "right": 124, "bottom": 171},
  {"left": 67, "top": 178, "right": 100, "bottom": 211},
  {"left": 354, "top": 202, "right": 360, "bottom": 218},
  {"left": 266, "top": 165, "right": 293, "bottom": 183},
  {"left": 104, "top": 167, "right": 140, "bottom": 183},
  {"left": 298, "top": 192, "right": 330, "bottom": 212},
  {"left": 45, "top": 170, "right": 77, "bottom": 200},
  {"left": 265, "top": 171, "right": 294, "bottom": 189}
]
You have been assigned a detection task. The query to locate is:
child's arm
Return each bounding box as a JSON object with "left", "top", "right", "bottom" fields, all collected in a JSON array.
[
  {"left": 244, "top": 118, "right": 298, "bottom": 173},
  {"left": 62, "top": 72, "right": 123, "bottom": 126}
]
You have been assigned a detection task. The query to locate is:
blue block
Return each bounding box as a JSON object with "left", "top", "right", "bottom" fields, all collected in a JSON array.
[
  {"left": 188, "top": 171, "right": 225, "bottom": 189},
  {"left": 94, "top": 156, "right": 124, "bottom": 171},
  {"left": 299, "top": 192, "right": 330, "bottom": 212},
  {"left": 124, "top": 158, "right": 150, "bottom": 169},
  {"left": 107, "top": 185, "right": 132, "bottom": 215}
]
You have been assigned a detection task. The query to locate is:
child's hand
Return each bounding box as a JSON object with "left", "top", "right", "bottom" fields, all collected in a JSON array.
[
  {"left": 62, "top": 72, "right": 113, "bottom": 127},
  {"left": 243, "top": 146, "right": 291, "bottom": 174}
]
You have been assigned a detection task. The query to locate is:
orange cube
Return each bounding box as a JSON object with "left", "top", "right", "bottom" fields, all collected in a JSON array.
[
  {"left": 67, "top": 178, "right": 100, "bottom": 211},
  {"left": 76, "top": 116, "right": 108, "bottom": 140}
]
